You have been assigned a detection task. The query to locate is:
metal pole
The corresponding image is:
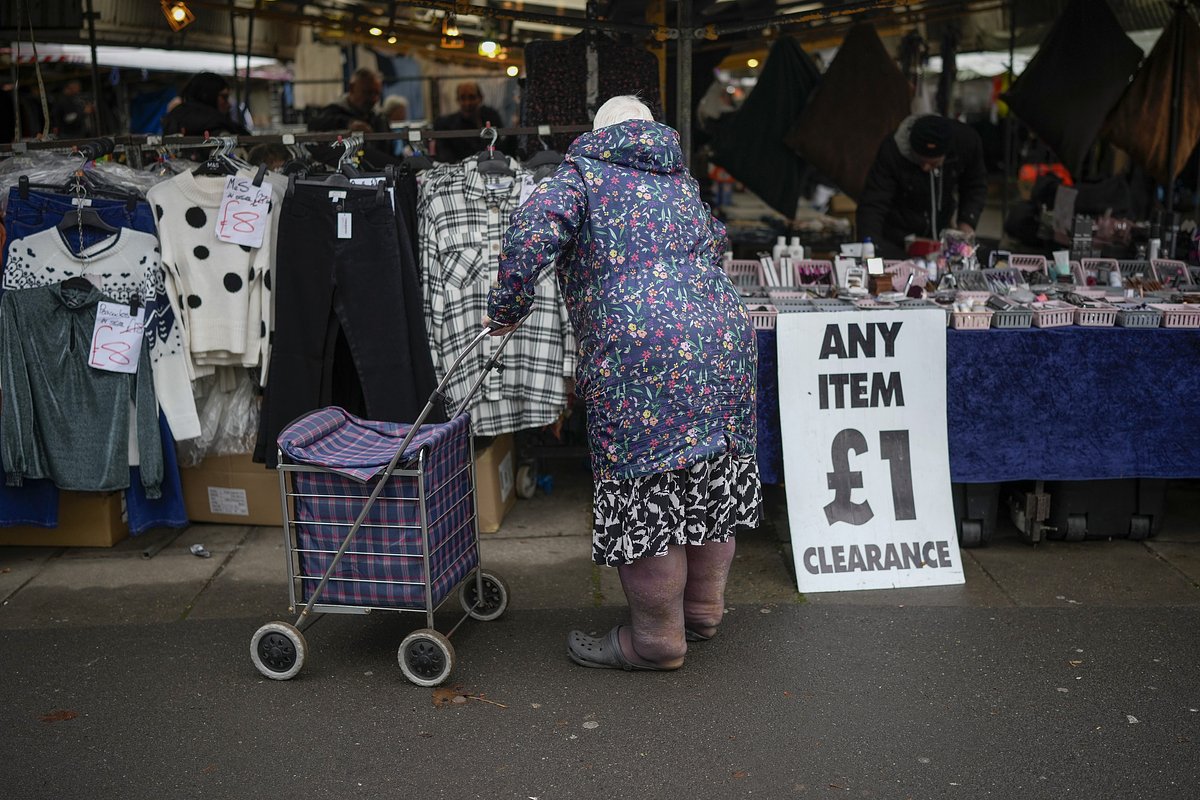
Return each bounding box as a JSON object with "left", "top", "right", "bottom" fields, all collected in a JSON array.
[
  {"left": 677, "top": 0, "right": 693, "bottom": 170},
  {"left": 245, "top": 4, "right": 256, "bottom": 129},
  {"left": 1001, "top": 0, "right": 1015, "bottom": 225},
  {"left": 84, "top": 0, "right": 105, "bottom": 134},
  {"left": 1165, "top": 3, "right": 1184, "bottom": 256},
  {"left": 230, "top": 1, "right": 240, "bottom": 118}
]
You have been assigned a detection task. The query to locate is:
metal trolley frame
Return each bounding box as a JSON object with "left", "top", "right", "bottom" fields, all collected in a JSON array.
[{"left": 250, "top": 325, "right": 518, "bottom": 686}]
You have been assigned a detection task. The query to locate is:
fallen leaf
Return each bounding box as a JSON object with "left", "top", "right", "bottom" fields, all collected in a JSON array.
[
  {"left": 432, "top": 686, "right": 464, "bottom": 707},
  {"left": 39, "top": 709, "right": 78, "bottom": 723},
  {"left": 202, "top": 764, "right": 217, "bottom": 774},
  {"left": 732, "top": 771, "right": 748, "bottom": 779}
]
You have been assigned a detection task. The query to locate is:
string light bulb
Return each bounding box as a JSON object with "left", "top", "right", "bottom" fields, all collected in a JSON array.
[
  {"left": 160, "top": 1, "right": 195, "bottom": 31},
  {"left": 443, "top": 12, "right": 460, "bottom": 38}
]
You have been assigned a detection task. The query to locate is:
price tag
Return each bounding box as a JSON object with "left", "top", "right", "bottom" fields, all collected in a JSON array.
[
  {"left": 518, "top": 175, "right": 536, "bottom": 206},
  {"left": 337, "top": 212, "right": 352, "bottom": 239},
  {"left": 88, "top": 301, "right": 145, "bottom": 374},
  {"left": 215, "top": 175, "right": 271, "bottom": 248}
]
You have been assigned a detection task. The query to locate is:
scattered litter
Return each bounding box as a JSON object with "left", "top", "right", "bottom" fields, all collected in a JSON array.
[
  {"left": 531, "top": 703, "right": 541, "bottom": 709},
  {"left": 582, "top": 721, "right": 599, "bottom": 729},
  {"left": 1057, "top": 688, "right": 1069, "bottom": 693},
  {"left": 39, "top": 709, "right": 78, "bottom": 723},
  {"left": 189, "top": 544, "right": 211, "bottom": 558},
  {"left": 1127, "top": 715, "right": 1139, "bottom": 724},
  {"left": 760, "top": 607, "right": 772, "bottom": 614},
  {"left": 363, "top": 671, "right": 373, "bottom": 676},
  {"left": 918, "top": 757, "right": 931, "bottom": 764}
]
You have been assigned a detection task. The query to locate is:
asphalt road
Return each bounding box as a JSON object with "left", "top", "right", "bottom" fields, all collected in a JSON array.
[{"left": 2, "top": 602, "right": 1198, "bottom": 799}]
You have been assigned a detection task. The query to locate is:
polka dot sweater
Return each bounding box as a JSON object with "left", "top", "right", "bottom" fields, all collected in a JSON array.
[
  {"left": 3, "top": 226, "right": 202, "bottom": 441},
  {"left": 147, "top": 170, "right": 275, "bottom": 380}
]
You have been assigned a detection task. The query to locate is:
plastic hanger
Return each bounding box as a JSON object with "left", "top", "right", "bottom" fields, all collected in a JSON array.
[{"left": 476, "top": 124, "right": 515, "bottom": 178}]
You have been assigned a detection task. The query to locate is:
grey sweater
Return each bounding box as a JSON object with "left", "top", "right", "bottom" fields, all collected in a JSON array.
[{"left": 0, "top": 283, "right": 162, "bottom": 497}]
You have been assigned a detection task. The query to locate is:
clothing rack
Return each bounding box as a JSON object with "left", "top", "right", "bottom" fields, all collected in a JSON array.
[{"left": 0, "top": 125, "right": 594, "bottom": 158}]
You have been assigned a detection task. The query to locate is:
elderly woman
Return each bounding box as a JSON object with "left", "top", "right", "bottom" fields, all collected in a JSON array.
[{"left": 485, "top": 96, "right": 761, "bottom": 671}]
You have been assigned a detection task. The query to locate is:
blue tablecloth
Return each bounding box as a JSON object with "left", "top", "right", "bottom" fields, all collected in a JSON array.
[{"left": 756, "top": 326, "right": 1200, "bottom": 484}]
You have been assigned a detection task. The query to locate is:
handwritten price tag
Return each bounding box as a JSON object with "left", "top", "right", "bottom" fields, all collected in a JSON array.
[
  {"left": 215, "top": 175, "right": 271, "bottom": 248},
  {"left": 88, "top": 301, "right": 145, "bottom": 374}
]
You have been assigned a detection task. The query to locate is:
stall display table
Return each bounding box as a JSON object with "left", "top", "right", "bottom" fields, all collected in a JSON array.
[{"left": 756, "top": 326, "right": 1200, "bottom": 485}]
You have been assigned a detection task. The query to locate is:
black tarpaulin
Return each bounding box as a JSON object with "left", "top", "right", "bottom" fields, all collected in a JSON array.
[
  {"left": 711, "top": 36, "right": 821, "bottom": 218},
  {"left": 1103, "top": 5, "right": 1200, "bottom": 186},
  {"left": 1001, "top": 0, "right": 1143, "bottom": 178},
  {"left": 784, "top": 23, "right": 912, "bottom": 201}
]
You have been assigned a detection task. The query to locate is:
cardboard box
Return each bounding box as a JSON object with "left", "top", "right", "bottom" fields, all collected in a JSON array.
[
  {"left": 0, "top": 491, "right": 127, "bottom": 548},
  {"left": 474, "top": 434, "right": 515, "bottom": 534},
  {"left": 180, "top": 453, "right": 283, "bottom": 526}
]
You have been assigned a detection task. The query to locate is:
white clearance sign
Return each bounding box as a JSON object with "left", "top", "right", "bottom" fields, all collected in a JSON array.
[{"left": 777, "top": 309, "right": 964, "bottom": 593}]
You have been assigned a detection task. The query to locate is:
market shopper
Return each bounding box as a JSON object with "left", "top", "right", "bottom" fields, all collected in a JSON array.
[
  {"left": 856, "top": 113, "right": 989, "bottom": 259},
  {"left": 161, "top": 72, "right": 250, "bottom": 137},
  {"left": 308, "top": 67, "right": 398, "bottom": 168},
  {"left": 432, "top": 81, "right": 507, "bottom": 163},
  {"left": 484, "top": 96, "right": 761, "bottom": 671}
]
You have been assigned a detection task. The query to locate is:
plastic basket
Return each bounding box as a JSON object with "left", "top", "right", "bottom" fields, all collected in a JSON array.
[
  {"left": 951, "top": 309, "right": 993, "bottom": 330},
  {"left": 1152, "top": 259, "right": 1193, "bottom": 286},
  {"left": 1073, "top": 304, "right": 1117, "bottom": 327},
  {"left": 792, "top": 259, "right": 833, "bottom": 285},
  {"left": 724, "top": 259, "right": 763, "bottom": 288},
  {"left": 1114, "top": 304, "right": 1163, "bottom": 328},
  {"left": 954, "top": 290, "right": 991, "bottom": 304},
  {"left": 766, "top": 288, "right": 810, "bottom": 302},
  {"left": 1031, "top": 301, "right": 1075, "bottom": 328},
  {"left": 745, "top": 303, "right": 778, "bottom": 329},
  {"left": 1148, "top": 303, "right": 1200, "bottom": 329},
  {"left": 991, "top": 308, "right": 1033, "bottom": 328},
  {"left": 1009, "top": 254, "right": 1048, "bottom": 273}
]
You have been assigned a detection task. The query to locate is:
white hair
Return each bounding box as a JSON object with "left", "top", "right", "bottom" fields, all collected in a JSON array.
[{"left": 592, "top": 95, "right": 654, "bottom": 130}]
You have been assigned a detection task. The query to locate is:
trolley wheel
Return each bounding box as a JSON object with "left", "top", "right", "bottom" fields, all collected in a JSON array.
[
  {"left": 1065, "top": 514, "right": 1087, "bottom": 542},
  {"left": 250, "top": 621, "right": 307, "bottom": 680},
  {"left": 1129, "top": 515, "right": 1152, "bottom": 541},
  {"left": 959, "top": 520, "right": 984, "bottom": 549},
  {"left": 398, "top": 629, "right": 455, "bottom": 687},
  {"left": 516, "top": 463, "right": 538, "bottom": 499},
  {"left": 460, "top": 570, "right": 510, "bottom": 621}
]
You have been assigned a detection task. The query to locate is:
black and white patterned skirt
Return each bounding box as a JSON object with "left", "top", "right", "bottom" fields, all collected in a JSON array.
[{"left": 591, "top": 451, "right": 763, "bottom": 566}]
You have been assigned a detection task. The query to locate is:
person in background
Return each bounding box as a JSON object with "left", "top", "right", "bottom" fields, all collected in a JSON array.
[
  {"left": 856, "top": 113, "right": 988, "bottom": 259},
  {"left": 382, "top": 95, "right": 411, "bottom": 159},
  {"left": 50, "top": 79, "right": 94, "bottom": 139},
  {"left": 248, "top": 143, "right": 290, "bottom": 172},
  {"left": 308, "top": 67, "right": 398, "bottom": 168},
  {"left": 432, "top": 81, "right": 508, "bottom": 163},
  {"left": 161, "top": 72, "right": 250, "bottom": 137},
  {"left": 484, "top": 95, "right": 761, "bottom": 671}
]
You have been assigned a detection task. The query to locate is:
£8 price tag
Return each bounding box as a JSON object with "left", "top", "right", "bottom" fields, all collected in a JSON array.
[
  {"left": 215, "top": 175, "right": 271, "bottom": 248},
  {"left": 88, "top": 301, "right": 145, "bottom": 374}
]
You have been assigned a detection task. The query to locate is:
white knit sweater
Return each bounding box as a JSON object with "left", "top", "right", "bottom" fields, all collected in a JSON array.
[
  {"left": 146, "top": 170, "right": 275, "bottom": 380},
  {"left": 3, "top": 226, "right": 201, "bottom": 441}
]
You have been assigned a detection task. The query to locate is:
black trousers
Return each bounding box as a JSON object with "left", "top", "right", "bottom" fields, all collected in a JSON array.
[{"left": 255, "top": 182, "right": 438, "bottom": 466}]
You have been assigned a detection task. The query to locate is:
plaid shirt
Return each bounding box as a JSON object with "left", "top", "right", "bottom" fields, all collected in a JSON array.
[{"left": 418, "top": 157, "right": 575, "bottom": 437}]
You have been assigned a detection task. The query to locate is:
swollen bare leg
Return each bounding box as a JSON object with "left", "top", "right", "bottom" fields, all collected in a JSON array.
[
  {"left": 615, "top": 545, "right": 688, "bottom": 667},
  {"left": 683, "top": 539, "right": 737, "bottom": 639}
]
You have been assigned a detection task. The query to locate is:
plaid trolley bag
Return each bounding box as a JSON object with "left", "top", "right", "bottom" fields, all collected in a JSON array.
[{"left": 250, "top": 326, "right": 515, "bottom": 686}]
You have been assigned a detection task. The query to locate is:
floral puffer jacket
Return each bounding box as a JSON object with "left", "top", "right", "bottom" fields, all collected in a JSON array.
[{"left": 487, "top": 119, "right": 756, "bottom": 481}]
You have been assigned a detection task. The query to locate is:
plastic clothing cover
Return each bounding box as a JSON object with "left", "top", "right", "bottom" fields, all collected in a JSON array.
[
  {"left": 1001, "top": 0, "right": 1143, "bottom": 178},
  {"left": 711, "top": 36, "right": 821, "bottom": 218},
  {"left": 1103, "top": 5, "right": 1200, "bottom": 186},
  {"left": 784, "top": 23, "right": 912, "bottom": 201}
]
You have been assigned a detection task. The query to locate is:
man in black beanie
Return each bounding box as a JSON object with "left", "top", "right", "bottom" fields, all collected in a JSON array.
[{"left": 856, "top": 113, "right": 988, "bottom": 258}]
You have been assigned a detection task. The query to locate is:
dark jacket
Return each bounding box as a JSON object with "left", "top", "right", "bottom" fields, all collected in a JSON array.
[
  {"left": 307, "top": 97, "right": 398, "bottom": 169},
  {"left": 856, "top": 114, "right": 989, "bottom": 254},
  {"left": 161, "top": 101, "right": 249, "bottom": 138}
]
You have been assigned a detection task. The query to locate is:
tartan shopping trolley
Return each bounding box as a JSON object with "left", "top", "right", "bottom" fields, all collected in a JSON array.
[{"left": 250, "top": 324, "right": 518, "bottom": 686}]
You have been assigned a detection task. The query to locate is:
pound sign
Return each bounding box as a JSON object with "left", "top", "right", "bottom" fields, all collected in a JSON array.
[{"left": 824, "top": 428, "right": 874, "bottom": 526}]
